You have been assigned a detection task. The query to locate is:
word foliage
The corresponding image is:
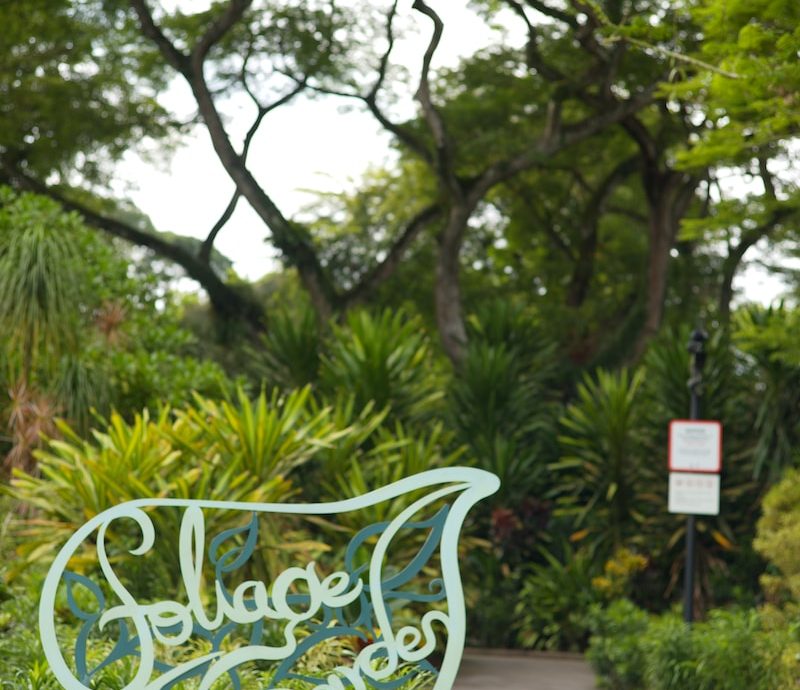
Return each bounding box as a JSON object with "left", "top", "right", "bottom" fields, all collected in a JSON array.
[{"left": 40, "top": 468, "right": 499, "bottom": 690}]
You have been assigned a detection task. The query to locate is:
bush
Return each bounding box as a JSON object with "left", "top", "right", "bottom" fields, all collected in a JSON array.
[
  {"left": 587, "top": 603, "right": 798, "bottom": 690},
  {"left": 320, "top": 309, "right": 444, "bottom": 425},
  {"left": 0, "top": 567, "right": 60, "bottom": 690},
  {"left": 515, "top": 544, "right": 600, "bottom": 651},
  {"left": 515, "top": 546, "right": 647, "bottom": 653},
  {"left": 585, "top": 599, "right": 649, "bottom": 690},
  {"left": 5, "top": 386, "right": 342, "bottom": 583},
  {"left": 754, "top": 466, "right": 800, "bottom": 605}
]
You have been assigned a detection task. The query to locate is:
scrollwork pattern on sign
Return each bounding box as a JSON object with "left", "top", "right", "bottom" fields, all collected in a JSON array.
[{"left": 39, "top": 467, "right": 500, "bottom": 690}]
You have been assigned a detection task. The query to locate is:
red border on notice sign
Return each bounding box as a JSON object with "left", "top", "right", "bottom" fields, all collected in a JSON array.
[{"left": 668, "top": 419, "right": 722, "bottom": 473}]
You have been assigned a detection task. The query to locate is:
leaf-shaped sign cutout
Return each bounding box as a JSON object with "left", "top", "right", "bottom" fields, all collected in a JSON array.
[{"left": 209, "top": 512, "right": 260, "bottom": 573}]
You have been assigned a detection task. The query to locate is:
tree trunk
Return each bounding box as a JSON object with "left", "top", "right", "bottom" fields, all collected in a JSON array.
[
  {"left": 567, "top": 156, "right": 639, "bottom": 308},
  {"left": 435, "top": 207, "right": 469, "bottom": 367},
  {"left": 718, "top": 254, "right": 739, "bottom": 326},
  {"left": 566, "top": 220, "right": 599, "bottom": 308},
  {"left": 630, "top": 172, "right": 697, "bottom": 360}
]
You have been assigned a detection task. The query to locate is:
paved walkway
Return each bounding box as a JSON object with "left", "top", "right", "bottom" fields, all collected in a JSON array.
[{"left": 455, "top": 649, "right": 596, "bottom": 690}]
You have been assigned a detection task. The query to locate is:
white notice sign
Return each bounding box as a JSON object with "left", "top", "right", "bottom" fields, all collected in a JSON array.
[
  {"left": 668, "top": 472, "right": 720, "bottom": 515},
  {"left": 669, "top": 420, "right": 722, "bottom": 473}
]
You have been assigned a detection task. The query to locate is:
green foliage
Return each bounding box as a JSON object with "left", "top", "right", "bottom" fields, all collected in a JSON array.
[
  {"left": 735, "top": 305, "right": 800, "bottom": 481},
  {"left": 307, "top": 161, "right": 439, "bottom": 296},
  {"left": 585, "top": 599, "right": 650, "bottom": 690},
  {"left": 6, "top": 0, "right": 800, "bottom": 677},
  {"left": 754, "top": 466, "right": 800, "bottom": 606},
  {"left": 675, "top": 0, "right": 800, "bottom": 168},
  {"left": 515, "top": 546, "right": 647, "bottom": 653},
  {"left": 319, "top": 309, "right": 443, "bottom": 425},
  {"left": 588, "top": 603, "right": 797, "bottom": 690},
  {"left": 0, "top": 187, "right": 233, "bottom": 445},
  {"left": 253, "top": 302, "right": 322, "bottom": 390},
  {"left": 6, "top": 387, "right": 341, "bottom": 578},
  {"left": 515, "top": 543, "right": 600, "bottom": 651},
  {"left": 553, "top": 368, "right": 650, "bottom": 553},
  {"left": 0, "top": 0, "right": 171, "bottom": 180},
  {"left": 640, "top": 327, "right": 762, "bottom": 605},
  {"left": 0, "top": 568, "right": 59, "bottom": 689},
  {"left": 0, "top": 567, "right": 435, "bottom": 689},
  {"left": 450, "top": 301, "right": 560, "bottom": 502},
  {"left": 0, "top": 190, "right": 86, "bottom": 376}
]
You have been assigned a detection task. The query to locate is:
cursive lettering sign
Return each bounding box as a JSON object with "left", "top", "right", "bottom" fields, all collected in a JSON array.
[{"left": 39, "top": 467, "right": 500, "bottom": 690}]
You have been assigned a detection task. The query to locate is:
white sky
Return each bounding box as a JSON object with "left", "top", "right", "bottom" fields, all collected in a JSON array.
[{"left": 115, "top": 0, "right": 790, "bottom": 306}]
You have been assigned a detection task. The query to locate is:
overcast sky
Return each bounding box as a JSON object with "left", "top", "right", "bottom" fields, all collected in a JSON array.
[{"left": 115, "top": 0, "right": 789, "bottom": 305}]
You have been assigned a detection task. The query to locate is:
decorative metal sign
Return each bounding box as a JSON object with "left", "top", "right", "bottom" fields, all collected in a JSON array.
[{"left": 39, "top": 467, "right": 499, "bottom": 689}]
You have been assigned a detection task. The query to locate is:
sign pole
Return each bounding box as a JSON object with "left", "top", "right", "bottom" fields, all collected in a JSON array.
[{"left": 683, "top": 328, "right": 707, "bottom": 624}]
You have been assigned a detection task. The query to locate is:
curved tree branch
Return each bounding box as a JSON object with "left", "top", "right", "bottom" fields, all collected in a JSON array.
[
  {"left": 469, "top": 86, "right": 655, "bottom": 205},
  {"left": 412, "top": 0, "right": 460, "bottom": 199},
  {"left": 201, "top": 190, "right": 241, "bottom": 263},
  {"left": 340, "top": 202, "right": 442, "bottom": 309},
  {"left": 129, "top": 0, "right": 337, "bottom": 319},
  {"left": 200, "top": 77, "right": 308, "bottom": 261},
  {"left": 719, "top": 205, "right": 795, "bottom": 322},
  {"left": 524, "top": 0, "right": 579, "bottom": 28},
  {"left": 6, "top": 165, "right": 265, "bottom": 327},
  {"left": 290, "top": 1, "right": 433, "bottom": 166},
  {"left": 129, "top": 0, "right": 191, "bottom": 75},
  {"left": 192, "top": 0, "right": 253, "bottom": 66}
]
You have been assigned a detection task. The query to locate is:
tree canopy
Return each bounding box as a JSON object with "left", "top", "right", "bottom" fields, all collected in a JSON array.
[{"left": 1, "top": 0, "right": 798, "bottom": 364}]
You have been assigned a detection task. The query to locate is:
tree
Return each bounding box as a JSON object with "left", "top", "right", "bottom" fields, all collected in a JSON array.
[
  {"left": 3, "top": 0, "right": 798, "bottom": 363},
  {"left": 669, "top": 0, "right": 800, "bottom": 323},
  {"left": 1, "top": 0, "right": 658, "bottom": 362}
]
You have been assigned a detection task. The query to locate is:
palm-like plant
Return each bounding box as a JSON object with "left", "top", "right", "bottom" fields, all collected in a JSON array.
[
  {"left": 734, "top": 305, "right": 800, "bottom": 482},
  {"left": 320, "top": 309, "right": 444, "bottom": 425},
  {"left": 0, "top": 190, "right": 86, "bottom": 381},
  {"left": 553, "top": 368, "right": 651, "bottom": 554},
  {"left": 5, "top": 387, "right": 346, "bottom": 584},
  {"left": 250, "top": 302, "right": 322, "bottom": 391},
  {"left": 450, "top": 300, "right": 561, "bottom": 500}
]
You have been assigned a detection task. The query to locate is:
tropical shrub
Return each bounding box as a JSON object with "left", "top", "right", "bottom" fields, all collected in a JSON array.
[
  {"left": 515, "top": 546, "right": 647, "bottom": 652},
  {"left": 250, "top": 301, "right": 321, "bottom": 391},
  {"left": 319, "top": 309, "right": 444, "bottom": 425},
  {"left": 585, "top": 599, "right": 649, "bottom": 690},
  {"left": 735, "top": 305, "right": 800, "bottom": 482},
  {"left": 0, "top": 188, "right": 86, "bottom": 380},
  {"left": 0, "top": 567, "right": 59, "bottom": 690},
  {"left": 452, "top": 302, "right": 562, "bottom": 646},
  {"left": 0, "top": 188, "right": 234, "bottom": 471},
  {"left": 553, "top": 368, "right": 651, "bottom": 554},
  {"left": 754, "top": 466, "right": 800, "bottom": 607},
  {"left": 449, "top": 300, "right": 560, "bottom": 504},
  {"left": 515, "top": 543, "right": 600, "bottom": 651},
  {"left": 5, "top": 387, "right": 343, "bottom": 584},
  {"left": 587, "top": 603, "right": 798, "bottom": 690}
]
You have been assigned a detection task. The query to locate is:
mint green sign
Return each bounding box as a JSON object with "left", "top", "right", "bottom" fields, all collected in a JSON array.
[{"left": 39, "top": 467, "right": 500, "bottom": 689}]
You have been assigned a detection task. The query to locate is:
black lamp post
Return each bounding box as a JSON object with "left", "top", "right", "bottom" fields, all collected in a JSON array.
[{"left": 683, "top": 327, "right": 707, "bottom": 623}]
